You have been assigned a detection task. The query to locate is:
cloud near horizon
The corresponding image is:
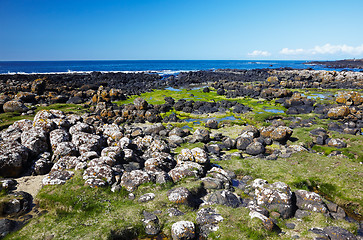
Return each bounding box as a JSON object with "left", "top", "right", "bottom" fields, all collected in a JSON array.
[
  {"left": 248, "top": 50, "right": 271, "bottom": 57},
  {"left": 280, "top": 43, "right": 363, "bottom": 55}
]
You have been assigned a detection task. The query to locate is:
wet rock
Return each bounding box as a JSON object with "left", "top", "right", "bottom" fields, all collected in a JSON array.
[
  {"left": 294, "top": 190, "right": 327, "bottom": 213},
  {"left": 207, "top": 190, "right": 241, "bottom": 208},
  {"left": 0, "top": 141, "right": 29, "bottom": 177},
  {"left": 171, "top": 221, "right": 195, "bottom": 240},
  {"left": 3, "top": 100, "right": 29, "bottom": 113},
  {"left": 120, "top": 170, "right": 151, "bottom": 191}
]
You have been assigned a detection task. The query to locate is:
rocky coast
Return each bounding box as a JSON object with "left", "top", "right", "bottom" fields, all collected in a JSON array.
[{"left": 0, "top": 69, "right": 362, "bottom": 239}]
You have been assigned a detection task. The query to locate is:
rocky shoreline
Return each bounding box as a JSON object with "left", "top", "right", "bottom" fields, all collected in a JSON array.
[
  {"left": 0, "top": 69, "right": 362, "bottom": 239},
  {"left": 307, "top": 59, "right": 363, "bottom": 70}
]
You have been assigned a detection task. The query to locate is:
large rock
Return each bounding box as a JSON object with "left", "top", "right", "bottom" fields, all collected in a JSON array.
[
  {"left": 167, "top": 187, "right": 192, "bottom": 205},
  {"left": 197, "top": 208, "right": 224, "bottom": 238},
  {"left": 327, "top": 138, "right": 347, "bottom": 148},
  {"left": 21, "top": 128, "right": 49, "bottom": 156},
  {"left": 42, "top": 170, "right": 74, "bottom": 185},
  {"left": 323, "top": 226, "right": 357, "bottom": 240},
  {"left": 72, "top": 132, "right": 106, "bottom": 152},
  {"left": 0, "top": 141, "right": 29, "bottom": 177},
  {"left": 3, "top": 100, "right": 28, "bottom": 113},
  {"left": 294, "top": 190, "right": 327, "bottom": 213},
  {"left": 120, "top": 170, "right": 151, "bottom": 191},
  {"left": 83, "top": 164, "right": 114, "bottom": 186},
  {"left": 142, "top": 210, "right": 160, "bottom": 236},
  {"left": 207, "top": 190, "right": 241, "bottom": 208},
  {"left": 0, "top": 219, "right": 16, "bottom": 238},
  {"left": 49, "top": 129, "right": 71, "bottom": 151},
  {"left": 254, "top": 180, "right": 294, "bottom": 219},
  {"left": 0, "top": 191, "right": 32, "bottom": 217},
  {"left": 246, "top": 142, "right": 265, "bottom": 156},
  {"left": 102, "top": 123, "right": 124, "bottom": 142},
  {"left": 236, "top": 136, "right": 253, "bottom": 150},
  {"left": 52, "top": 142, "right": 78, "bottom": 162},
  {"left": 133, "top": 97, "right": 148, "bottom": 110},
  {"left": 270, "top": 126, "right": 293, "bottom": 143},
  {"left": 327, "top": 106, "right": 350, "bottom": 119},
  {"left": 171, "top": 221, "right": 195, "bottom": 240},
  {"left": 336, "top": 91, "right": 363, "bottom": 106},
  {"left": 192, "top": 129, "right": 210, "bottom": 143},
  {"left": 310, "top": 128, "right": 328, "bottom": 145},
  {"left": 205, "top": 119, "right": 218, "bottom": 129}
]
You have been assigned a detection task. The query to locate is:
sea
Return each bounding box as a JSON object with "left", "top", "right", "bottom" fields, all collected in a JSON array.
[{"left": 0, "top": 60, "right": 358, "bottom": 75}]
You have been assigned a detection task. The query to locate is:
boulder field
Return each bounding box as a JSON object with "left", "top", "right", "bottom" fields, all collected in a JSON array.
[{"left": 0, "top": 69, "right": 362, "bottom": 239}]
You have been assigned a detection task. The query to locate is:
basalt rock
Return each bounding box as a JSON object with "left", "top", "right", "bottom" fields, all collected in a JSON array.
[{"left": 0, "top": 141, "right": 29, "bottom": 177}]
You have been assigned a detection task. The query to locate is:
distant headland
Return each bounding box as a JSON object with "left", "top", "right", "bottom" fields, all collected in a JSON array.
[{"left": 307, "top": 59, "right": 363, "bottom": 69}]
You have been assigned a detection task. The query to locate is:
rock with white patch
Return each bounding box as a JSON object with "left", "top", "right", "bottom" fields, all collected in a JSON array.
[
  {"left": 0, "top": 141, "right": 29, "bottom": 177},
  {"left": 254, "top": 181, "right": 294, "bottom": 219},
  {"left": 42, "top": 170, "right": 74, "bottom": 185},
  {"left": 120, "top": 170, "right": 151, "bottom": 191},
  {"left": 197, "top": 208, "right": 224, "bottom": 238},
  {"left": 171, "top": 221, "right": 195, "bottom": 240},
  {"left": 294, "top": 190, "right": 327, "bottom": 213},
  {"left": 21, "top": 127, "right": 49, "bottom": 156}
]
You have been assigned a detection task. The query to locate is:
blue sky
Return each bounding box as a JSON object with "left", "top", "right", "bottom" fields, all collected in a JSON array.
[{"left": 1, "top": 0, "right": 362, "bottom": 60}]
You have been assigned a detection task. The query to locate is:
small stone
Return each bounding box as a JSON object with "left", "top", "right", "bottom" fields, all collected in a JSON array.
[{"left": 138, "top": 193, "right": 156, "bottom": 203}]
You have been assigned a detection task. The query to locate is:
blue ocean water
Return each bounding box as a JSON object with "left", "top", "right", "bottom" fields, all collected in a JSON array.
[{"left": 0, "top": 60, "right": 354, "bottom": 74}]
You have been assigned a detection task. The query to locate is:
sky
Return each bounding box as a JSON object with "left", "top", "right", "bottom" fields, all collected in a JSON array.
[{"left": 0, "top": 0, "right": 363, "bottom": 61}]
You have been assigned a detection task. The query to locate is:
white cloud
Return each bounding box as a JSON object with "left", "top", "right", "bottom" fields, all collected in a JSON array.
[
  {"left": 280, "top": 43, "right": 363, "bottom": 55},
  {"left": 280, "top": 48, "right": 305, "bottom": 55},
  {"left": 248, "top": 50, "right": 271, "bottom": 57}
]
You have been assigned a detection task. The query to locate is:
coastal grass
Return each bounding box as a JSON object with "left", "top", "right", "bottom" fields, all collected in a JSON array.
[{"left": 214, "top": 151, "right": 363, "bottom": 218}]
